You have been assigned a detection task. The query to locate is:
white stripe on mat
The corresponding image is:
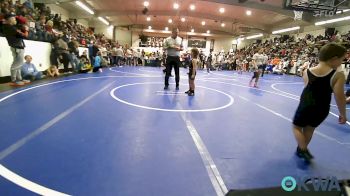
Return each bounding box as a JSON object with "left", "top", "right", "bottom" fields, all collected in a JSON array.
[
  {"left": 0, "top": 82, "right": 116, "bottom": 160},
  {"left": 0, "top": 164, "right": 70, "bottom": 196},
  {"left": 180, "top": 113, "right": 228, "bottom": 196}
]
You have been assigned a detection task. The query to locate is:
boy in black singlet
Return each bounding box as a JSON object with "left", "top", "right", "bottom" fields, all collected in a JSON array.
[
  {"left": 185, "top": 48, "right": 199, "bottom": 96},
  {"left": 293, "top": 43, "right": 348, "bottom": 162}
]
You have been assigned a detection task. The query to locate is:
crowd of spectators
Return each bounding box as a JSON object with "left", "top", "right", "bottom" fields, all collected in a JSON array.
[
  {"left": 233, "top": 31, "right": 350, "bottom": 75},
  {"left": 197, "top": 31, "right": 350, "bottom": 83},
  {"left": 0, "top": 0, "right": 146, "bottom": 83}
]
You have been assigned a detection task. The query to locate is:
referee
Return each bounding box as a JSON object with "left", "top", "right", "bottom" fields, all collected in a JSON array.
[{"left": 163, "top": 28, "right": 183, "bottom": 90}]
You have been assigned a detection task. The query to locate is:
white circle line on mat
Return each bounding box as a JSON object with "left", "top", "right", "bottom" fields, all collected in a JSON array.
[{"left": 110, "top": 82, "right": 234, "bottom": 112}]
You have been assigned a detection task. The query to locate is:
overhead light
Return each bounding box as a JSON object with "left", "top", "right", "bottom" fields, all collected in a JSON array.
[
  {"left": 237, "top": 37, "right": 245, "bottom": 41},
  {"left": 190, "top": 4, "right": 195, "bottom": 10},
  {"left": 98, "top": 17, "right": 109, "bottom": 25},
  {"left": 221, "top": 23, "right": 225, "bottom": 27},
  {"left": 206, "top": 30, "right": 210, "bottom": 34},
  {"left": 315, "top": 15, "right": 350, "bottom": 25},
  {"left": 246, "top": 10, "right": 252, "bottom": 16},
  {"left": 148, "top": 26, "right": 152, "bottom": 29},
  {"left": 146, "top": 17, "right": 151, "bottom": 21},
  {"left": 219, "top": 8, "right": 225, "bottom": 13},
  {"left": 201, "top": 21, "right": 206, "bottom": 25},
  {"left": 173, "top": 3, "right": 179, "bottom": 9},
  {"left": 143, "top": 1, "right": 149, "bottom": 7},
  {"left": 246, "top": 33, "right": 263, "bottom": 39},
  {"left": 75, "top": 1, "right": 94, "bottom": 15},
  {"left": 191, "top": 29, "right": 194, "bottom": 33},
  {"left": 272, "top": 26, "right": 300, "bottom": 34},
  {"left": 181, "top": 17, "right": 186, "bottom": 22},
  {"left": 336, "top": 9, "right": 350, "bottom": 14},
  {"left": 168, "top": 19, "right": 173, "bottom": 23},
  {"left": 165, "top": 27, "right": 169, "bottom": 31}
]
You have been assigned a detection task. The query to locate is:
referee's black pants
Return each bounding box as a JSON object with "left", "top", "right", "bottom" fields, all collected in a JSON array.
[{"left": 165, "top": 56, "right": 180, "bottom": 87}]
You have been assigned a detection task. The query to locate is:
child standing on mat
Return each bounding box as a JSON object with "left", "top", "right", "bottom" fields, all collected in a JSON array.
[
  {"left": 185, "top": 48, "right": 199, "bottom": 96},
  {"left": 292, "top": 43, "right": 348, "bottom": 162}
]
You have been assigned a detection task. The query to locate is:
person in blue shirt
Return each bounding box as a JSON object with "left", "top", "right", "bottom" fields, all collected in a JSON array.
[
  {"left": 93, "top": 51, "right": 102, "bottom": 72},
  {"left": 21, "top": 55, "right": 42, "bottom": 80}
]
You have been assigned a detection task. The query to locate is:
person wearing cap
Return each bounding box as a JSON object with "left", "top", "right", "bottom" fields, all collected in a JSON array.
[
  {"left": 163, "top": 27, "right": 183, "bottom": 90},
  {"left": 2, "top": 13, "right": 30, "bottom": 86}
]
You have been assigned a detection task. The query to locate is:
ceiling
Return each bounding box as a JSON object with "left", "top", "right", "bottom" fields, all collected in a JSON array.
[{"left": 38, "top": 0, "right": 350, "bottom": 37}]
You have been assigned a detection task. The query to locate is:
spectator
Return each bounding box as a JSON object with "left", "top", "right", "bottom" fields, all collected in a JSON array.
[
  {"left": 125, "top": 45, "right": 132, "bottom": 65},
  {"left": 45, "top": 20, "right": 53, "bottom": 34},
  {"left": 2, "top": 12, "right": 30, "bottom": 86},
  {"left": 68, "top": 37, "right": 80, "bottom": 71},
  {"left": 115, "top": 45, "right": 124, "bottom": 66},
  {"left": 46, "top": 65, "right": 60, "bottom": 77},
  {"left": 93, "top": 51, "right": 102, "bottom": 72},
  {"left": 53, "top": 34, "right": 71, "bottom": 73},
  {"left": 21, "top": 55, "right": 42, "bottom": 80},
  {"left": 23, "top": 0, "right": 34, "bottom": 10},
  {"left": 88, "top": 40, "right": 99, "bottom": 65},
  {"left": 35, "top": 15, "right": 47, "bottom": 41},
  {"left": 78, "top": 51, "right": 92, "bottom": 73},
  {"left": 80, "top": 50, "right": 89, "bottom": 61}
]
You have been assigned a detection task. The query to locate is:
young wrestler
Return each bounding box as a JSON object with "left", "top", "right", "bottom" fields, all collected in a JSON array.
[
  {"left": 292, "top": 43, "right": 347, "bottom": 162},
  {"left": 185, "top": 48, "right": 199, "bottom": 96}
]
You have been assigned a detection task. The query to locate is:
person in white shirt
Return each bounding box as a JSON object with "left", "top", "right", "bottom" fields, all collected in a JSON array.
[
  {"left": 111, "top": 45, "right": 118, "bottom": 66},
  {"left": 261, "top": 52, "right": 269, "bottom": 77},
  {"left": 163, "top": 28, "right": 183, "bottom": 90},
  {"left": 115, "top": 45, "right": 124, "bottom": 67},
  {"left": 100, "top": 46, "right": 108, "bottom": 59},
  {"left": 125, "top": 45, "right": 132, "bottom": 65},
  {"left": 249, "top": 48, "right": 265, "bottom": 87}
]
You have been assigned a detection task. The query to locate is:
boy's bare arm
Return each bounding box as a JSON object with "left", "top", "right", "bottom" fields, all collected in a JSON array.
[
  {"left": 333, "top": 72, "right": 347, "bottom": 123},
  {"left": 302, "top": 69, "right": 308, "bottom": 86},
  {"left": 192, "top": 59, "right": 197, "bottom": 78}
]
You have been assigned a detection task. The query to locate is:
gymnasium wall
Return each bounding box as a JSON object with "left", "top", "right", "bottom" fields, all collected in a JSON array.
[
  {"left": 131, "top": 31, "right": 211, "bottom": 54},
  {"left": 213, "top": 38, "right": 233, "bottom": 52},
  {"left": 295, "top": 25, "right": 326, "bottom": 39},
  {"left": 213, "top": 38, "right": 255, "bottom": 51},
  {"left": 47, "top": 4, "right": 70, "bottom": 22},
  {"left": 131, "top": 32, "right": 140, "bottom": 47},
  {"left": 93, "top": 25, "right": 114, "bottom": 40},
  {"left": 76, "top": 19, "right": 90, "bottom": 28},
  {"left": 211, "top": 25, "right": 339, "bottom": 51},
  {"left": 336, "top": 24, "right": 350, "bottom": 34},
  {"left": 115, "top": 28, "right": 132, "bottom": 46}
]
